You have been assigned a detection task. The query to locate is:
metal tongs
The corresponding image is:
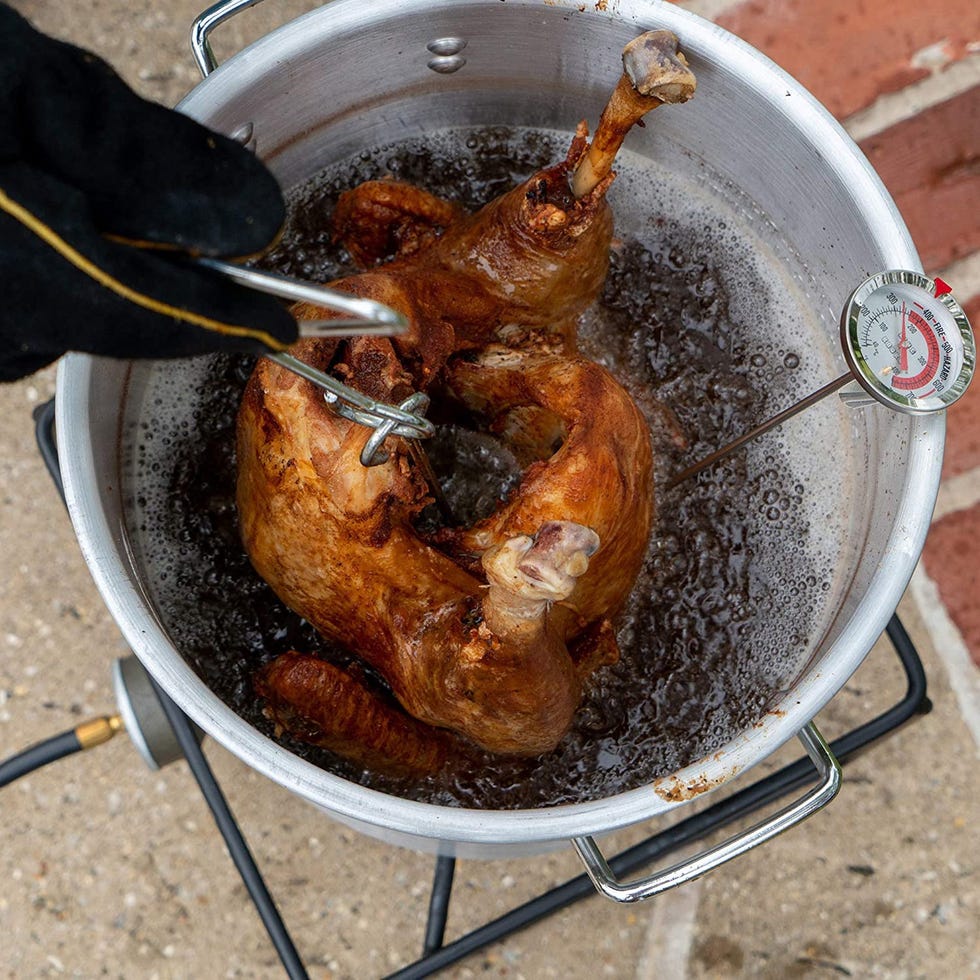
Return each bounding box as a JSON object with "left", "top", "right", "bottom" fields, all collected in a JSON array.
[{"left": 200, "top": 259, "right": 436, "bottom": 461}]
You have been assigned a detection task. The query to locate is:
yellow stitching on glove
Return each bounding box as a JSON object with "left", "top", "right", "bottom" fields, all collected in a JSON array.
[
  {"left": 105, "top": 223, "right": 286, "bottom": 263},
  {"left": 0, "top": 186, "right": 289, "bottom": 351}
]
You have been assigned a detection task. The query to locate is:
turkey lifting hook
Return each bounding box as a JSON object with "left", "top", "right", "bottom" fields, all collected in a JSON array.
[
  {"left": 195, "top": 260, "right": 436, "bottom": 453},
  {"left": 356, "top": 392, "right": 433, "bottom": 466},
  {"left": 270, "top": 353, "right": 446, "bottom": 511},
  {"left": 198, "top": 257, "right": 409, "bottom": 337},
  {"left": 353, "top": 392, "right": 454, "bottom": 520},
  {"left": 267, "top": 351, "right": 436, "bottom": 447}
]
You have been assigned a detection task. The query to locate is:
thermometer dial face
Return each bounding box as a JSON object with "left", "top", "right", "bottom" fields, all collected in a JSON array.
[{"left": 841, "top": 270, "right": 975, "bottom": 413}]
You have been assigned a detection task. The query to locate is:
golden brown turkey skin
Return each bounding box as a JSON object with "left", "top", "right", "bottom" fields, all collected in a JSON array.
[
  {"left": 238, "top": 339, "right": 652, "bottom": 758},
  {"left": 255, "top": 652, "right": 453, "bottom": 776},
  {"left": 239, "top": 29, "right": 696, "bottom": 771},
  {"left": 440, "top": 343, "right": 654, "bottom": 629},
  {"left": 320, "top": 132, "right": 614, "bottom": 384},
  {"left": 238, "top": 141, "right": 623, "bottom": 763}
]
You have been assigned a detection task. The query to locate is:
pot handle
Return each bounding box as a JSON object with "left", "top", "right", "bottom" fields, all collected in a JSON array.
[
  {"left": 571, "top": 722, "right": 841, "bottom": 903},
  {"left": 191, "top": 0, "right": 273, "bottom": 77}
]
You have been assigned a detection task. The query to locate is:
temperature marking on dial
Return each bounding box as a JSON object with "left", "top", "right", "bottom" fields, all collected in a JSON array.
[{"left": 892, "top": 309, "right": 941, "bottom": 391}]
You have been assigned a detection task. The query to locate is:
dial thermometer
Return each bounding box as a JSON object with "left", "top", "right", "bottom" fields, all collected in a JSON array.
[
  {"left": 841, "top": 270, "right": 974, "bottom": 413},
  {"left": 668, "top": 270, "right": 975, "bottom": 488}
]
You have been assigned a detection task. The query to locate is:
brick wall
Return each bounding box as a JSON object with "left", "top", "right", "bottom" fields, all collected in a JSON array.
[
  {"left": 708, "top": 0, "right": 980, "bottom": 275},
  {"left": 675, "top": 0, "right": 980, "bottom": 666}
]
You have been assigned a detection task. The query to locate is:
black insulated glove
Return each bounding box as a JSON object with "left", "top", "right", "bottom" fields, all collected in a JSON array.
[{"left": 0, "top": 5, "right": 298, "bottom": 382}]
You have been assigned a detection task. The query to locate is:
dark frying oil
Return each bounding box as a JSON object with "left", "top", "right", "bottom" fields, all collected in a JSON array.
[{"left": 126, "top": 129, "right": 843, "bottom": 808}]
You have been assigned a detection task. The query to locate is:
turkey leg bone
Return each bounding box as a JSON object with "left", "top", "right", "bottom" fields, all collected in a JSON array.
[{"left": 571, "top": 30, "right": 696, "bottom": 199}]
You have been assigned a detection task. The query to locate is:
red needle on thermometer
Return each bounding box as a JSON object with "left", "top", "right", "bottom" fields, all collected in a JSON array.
[{"left": 899, "top": 301, "right": 909, "bottom": 374}]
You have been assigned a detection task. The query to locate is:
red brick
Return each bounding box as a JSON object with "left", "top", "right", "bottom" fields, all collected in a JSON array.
[
  {"left": 921, "top": 503, "right": 980, "bottom": 668},
  {"left": 857, "top": 86, "right": 980, "bottom": 271},
  {"left": 716, "top": 0, "right": 979, "bottom": 120},
  {"left": 943, "top": 291, "right": 980, "bottom": 479}
]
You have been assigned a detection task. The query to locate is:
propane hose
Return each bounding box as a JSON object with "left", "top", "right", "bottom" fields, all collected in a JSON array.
[{"left": 0, "top": 715, "right": 123, "bottom": 788}]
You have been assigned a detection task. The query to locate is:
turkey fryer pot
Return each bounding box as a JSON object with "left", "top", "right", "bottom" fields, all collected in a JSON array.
[{"left": 55, "top": 0, "right": 942, "bottom": 893}]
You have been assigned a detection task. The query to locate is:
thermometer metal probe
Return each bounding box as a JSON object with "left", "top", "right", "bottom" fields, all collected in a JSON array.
[{"left": 667, "top": 270, "right": 976, "bottom": 489}]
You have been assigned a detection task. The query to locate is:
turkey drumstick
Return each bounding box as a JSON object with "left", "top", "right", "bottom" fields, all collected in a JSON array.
[
  {"left": 571, "top": 30, "right": 696, "bottom": 198},
  {"left": 322, "top": 29, "right": 695, "bottom": 370}
]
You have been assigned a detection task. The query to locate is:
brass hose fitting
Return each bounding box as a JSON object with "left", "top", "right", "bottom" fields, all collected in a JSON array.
[{"left": 74, "top": 714, "right": 125, "bottom": 751}]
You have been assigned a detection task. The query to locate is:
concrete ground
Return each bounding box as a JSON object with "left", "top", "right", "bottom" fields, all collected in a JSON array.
[{"left": 2, "top": 1, "right": 978, "bottom": 977}]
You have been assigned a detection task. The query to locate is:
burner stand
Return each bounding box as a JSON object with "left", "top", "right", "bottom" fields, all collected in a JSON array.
[{"left": 29, "top": 397, "right": 932, "bottom": 979}]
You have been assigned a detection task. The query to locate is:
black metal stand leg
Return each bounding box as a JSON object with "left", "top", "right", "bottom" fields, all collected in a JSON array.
[
  {"left": 33, "top": 398, "right": 66, "bottom": 508},
  {"left": 32, "top": 396, "right": 310, "bottom": 976},
  {"left": 384, "top": 617, "right": 930, "bottom": 980},
  {"left": 32, "top": 397, "right": 933, "bottom": 980},
  {"left": 147, "top": 676, "right": 311, "bottom": 980},
  {"left": 423, "top": 856, "right": 457, "bottom": 955}
]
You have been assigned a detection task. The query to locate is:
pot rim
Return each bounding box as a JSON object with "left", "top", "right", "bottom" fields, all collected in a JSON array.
[{"left": 58, "top": 0, "right": 942, "bottom": 846}]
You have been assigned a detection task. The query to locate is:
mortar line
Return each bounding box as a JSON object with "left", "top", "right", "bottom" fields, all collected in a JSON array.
[
  {"left": 843, "top": 53, "right": 980, "bottom": 142},
  {"left": 935, "top": 250, "right": 980, "bottom": 297},
  {"left": 933, "top": 466, "right": 980, "bottom": 522},
  {"left": 675, "top": 0, "right": 743, "bottom": 22},
  {"left": 909, "top": 566, "right": 980, "bottom": 755}
]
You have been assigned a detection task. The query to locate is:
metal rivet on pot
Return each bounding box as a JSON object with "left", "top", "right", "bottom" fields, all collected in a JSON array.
[
  {"left": 229, "top": 121, "right": 256, "bottom": 151},
  {"left": 427, "top": 54, "right": 467, "bottom": 74},
  {"left": 426, "top": 37, "right": 467, "bottom": 73},
  {"left": 427, "top": 36, "right": 467, "bottom": 56}
]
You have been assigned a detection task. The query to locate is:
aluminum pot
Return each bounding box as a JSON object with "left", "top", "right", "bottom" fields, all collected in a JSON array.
[{"left": 56, "top": 0, "right": 942, "bottom": 898}]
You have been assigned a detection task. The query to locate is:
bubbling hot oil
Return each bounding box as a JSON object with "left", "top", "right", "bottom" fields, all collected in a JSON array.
[{"left": 124, "top": 128, "right": 851, "bottom": 808}]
